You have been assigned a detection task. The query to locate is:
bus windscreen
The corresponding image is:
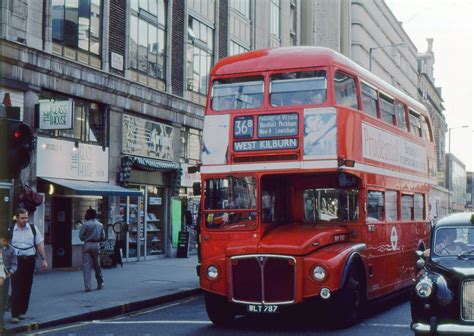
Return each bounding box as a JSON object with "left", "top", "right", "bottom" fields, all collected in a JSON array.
[
  {"left": 270, "top": 70, "right": 327, "bottom": 106},
  {"left": 211, "top": 77, "right": 264, "bottom": 111}
]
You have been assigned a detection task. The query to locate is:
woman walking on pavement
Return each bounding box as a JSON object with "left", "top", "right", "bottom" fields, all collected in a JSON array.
[{"left": 79, "top": 208, "right": 105, "bottom": 292}]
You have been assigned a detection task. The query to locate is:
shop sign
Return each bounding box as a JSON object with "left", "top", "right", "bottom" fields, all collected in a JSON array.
[
  {"left": 38, "top": 99, "right": 74, "bottom": 130},
  {"left": 122, "top": 115, "right": 175, "bottom": 161},
  {"left": 36, "top": 137, "right": 108, "bottom": 182}
]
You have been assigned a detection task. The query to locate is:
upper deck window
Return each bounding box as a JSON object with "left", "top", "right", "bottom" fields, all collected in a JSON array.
[
  {"left": 421, "top": 116, "right": 433, "bottom": 142},
  {"left": 270, "top": 70, "right": 327, "bottom": 106},
  {"left": 211, "top": 76, "right": 264, "bottom": 111},
  {"left": 379, "top": 94, "right": 395, "bottom": 125},
  {"left": 361, "top": 82, "right": 377, "bottom": 118},
  {"left": 395, "top": 102, "right": 408, "bottom": 131},
  {"left": 409, "top": 110, "right": 422, "bottom": 137},
  {"left": 334, "top": 71, "right": 358, "bottom": 109}
]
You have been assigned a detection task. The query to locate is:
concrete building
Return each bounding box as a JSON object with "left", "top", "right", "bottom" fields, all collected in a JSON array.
[
  {"left": 466, "top": 171, "right": 473, "bottom": 211},
  {"left": 446, "top": 153, "right": 467, "bottom": 213}
]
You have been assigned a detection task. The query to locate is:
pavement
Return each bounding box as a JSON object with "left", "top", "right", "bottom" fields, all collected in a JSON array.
[{"left": 2, "top": 255, "right": 200, "bottom": 334}]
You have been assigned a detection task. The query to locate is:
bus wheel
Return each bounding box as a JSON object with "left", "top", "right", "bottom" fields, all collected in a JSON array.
[
  {"left": 205, "top": 292, "right": 235, "bottom": 326},
  {"left": 332, "top": 267, "right": 364, "bottom": 327}
]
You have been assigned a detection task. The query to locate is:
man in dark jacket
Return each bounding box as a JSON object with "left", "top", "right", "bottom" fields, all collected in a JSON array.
[{"left": 79, "top": 208, "right": 105, "bottom": 292}]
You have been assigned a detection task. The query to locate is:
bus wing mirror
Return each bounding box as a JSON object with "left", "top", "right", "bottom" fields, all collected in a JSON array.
[{"left": 192, "top": 182, "right": 201, "bottom": 196}]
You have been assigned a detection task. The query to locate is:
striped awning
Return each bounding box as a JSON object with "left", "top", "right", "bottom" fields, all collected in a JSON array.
[{"left": 127, "top": 156, "right": 179, "bottom": 172}]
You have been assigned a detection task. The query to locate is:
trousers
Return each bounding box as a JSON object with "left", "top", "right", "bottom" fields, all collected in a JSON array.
[
  {"left": 82, "top": 242, "right": 103, "bottom": 290},
  {"left": 11, "top": 256, "right": 35, "bottom": 317}
]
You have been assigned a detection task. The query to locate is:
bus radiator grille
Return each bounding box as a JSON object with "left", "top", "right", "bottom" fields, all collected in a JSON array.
[{"left": 231, "top": 255, "right": 296, "bottom": 304}]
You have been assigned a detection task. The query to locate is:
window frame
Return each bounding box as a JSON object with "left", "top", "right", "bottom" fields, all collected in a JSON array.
[
  {"left": 379, "top": 93, "right": 396, "bottom": 125},
  {"left": 408, "top": 110, "right": 422, "bottom": 137},
  {"left": 395, "top": 101, "right": 408, "bottom": 131},
  {"left": 367, "top": 190, "right": 385, "bottom": 221},
  {"left": 333, "top": 70, "right": 358, "bottom": 110},
  {"left": 401, "top": 194, "right": 415, "bottom": 221}
]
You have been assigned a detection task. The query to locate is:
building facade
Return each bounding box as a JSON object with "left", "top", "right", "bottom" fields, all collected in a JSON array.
[{"left": 1, "top": 0, "right": 448, "bottom": 269}]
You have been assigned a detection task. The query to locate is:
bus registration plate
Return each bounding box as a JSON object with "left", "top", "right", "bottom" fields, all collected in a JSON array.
[{"left": 247, "top": 304, "right": 278, "bottom": 313}]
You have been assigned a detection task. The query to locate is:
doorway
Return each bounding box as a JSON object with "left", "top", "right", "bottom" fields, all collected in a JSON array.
[{"left": 52, "top": 197, "right": 72, "bottom": 268}]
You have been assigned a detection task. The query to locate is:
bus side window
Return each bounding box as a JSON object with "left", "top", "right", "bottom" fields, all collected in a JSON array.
[
  {"left": 367, "top": 190, "right": 384, "bottom": 221},
  {"left": 334, "top": 71, "right": 358, "bottom": 109},
  {"left": 395, "top": 102, "right": 408, "bottom": 131},
  {"left": 401, "top": 194, "right": 414, "bottom": 221},
  {"left": 361, "top": 82, "right": 378, "bottom": 118},
  {"left": 408, "top": 110, "right": 422, "bottom": 137}
]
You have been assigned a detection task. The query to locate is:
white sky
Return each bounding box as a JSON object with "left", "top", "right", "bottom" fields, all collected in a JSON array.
[{"left": 387, "top": 0, "right": 473, "bottom": 171}]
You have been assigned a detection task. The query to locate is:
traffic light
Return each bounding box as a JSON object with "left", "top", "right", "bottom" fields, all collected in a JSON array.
[
  {"left": 0, "top": 118, "right": 35, "bottom": 179},
  {"left": 171, "top": 166, "right": 183, "bottom": 195},
  {"left": 118, "top": 157, "right": 132, "bottom": 187}
]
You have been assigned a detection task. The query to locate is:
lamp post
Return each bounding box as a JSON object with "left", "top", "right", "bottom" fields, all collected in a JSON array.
[
  {"left": 447, "top": 125, "right": 469, "bottom": 213},
  {"left": 369, "top": 43, "right": 407, "bottom": 72}
]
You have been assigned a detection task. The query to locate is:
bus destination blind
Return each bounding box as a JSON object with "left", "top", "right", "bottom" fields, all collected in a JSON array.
[{"left": 233, "top": 113, "right": 299, "bottom": 152}]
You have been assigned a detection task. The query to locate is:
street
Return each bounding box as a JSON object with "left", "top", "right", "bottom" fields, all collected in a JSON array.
[{"left": 29, "top": 293, "right": 414, "bottom": 336}]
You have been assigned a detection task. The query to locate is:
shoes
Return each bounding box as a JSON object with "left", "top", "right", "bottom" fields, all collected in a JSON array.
[
  {"left": 97, "top": 281, "right": 104, "bottom": 290},
  {"left": 85, "top": 289, "right": 91, "bottom": 292},
  {"left": 18, "top": 315, "right": 25, "bottom": 320},
  {"left": 11, "top": 317, "right": 19, "bottom": 323}
]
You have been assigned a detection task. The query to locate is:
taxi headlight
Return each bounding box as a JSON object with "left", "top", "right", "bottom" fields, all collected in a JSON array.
[
  {"left": 416, "top": 277, "right": 433, "bottom": 298},
  {"left": 312, "top": 265, "right": 327, "bottom": 281},
  {"left": 207, "top": 265, "right": 219, "bottom": 279}
]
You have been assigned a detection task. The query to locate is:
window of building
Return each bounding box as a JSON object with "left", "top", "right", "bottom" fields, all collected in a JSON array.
[
  {"left": 230, "top": 0, "right": 250, "bottom": 19},
  {"left": 361, "top": 82, "right": 377, "bottom": 117},
  {"left": 129, "top": 0, "right": 166, "bottom": 79},
  {"left": 290, "top": 1, "right": 297, "bottom": 45},
  {"left": 414, "top": 193, "right": 425, "bottom": 220},
  {"left": 395, "top": 102, "right": 408, "bottom": 131},
  {"left": 187, "top": 16, "right": 214, "bottom": 95},
  {"left": 421, "top": 116, "right": 433, "bottom": 142},
  {"left": 334, "top": 71, "right": 358, "bottom": 109},
  {"left": 409, "top": 110, "right": 422, "bottom": 137},
  {"left": 379, "top": 94, "right": 395, "bottom": 125},
  {"left": 367, "top": 190, "right": 384, "bottom": 221},
  {"left": 385, "top": 190, "right": 398, "bottom": 221},
  {"left": 38, "top": 96, "right": 108, "bottom": 146},
  {"left": 52, "top": 0, "right": 102, "bottom": 55},
  {"left": 401, "top": 194, "right": 414, "bottom": 221},
  {"left": 229, "top": 40, "right": 249, "bottom": 56},
  {"left": 270, "top": 0, "right": 280, "bottom": 39},
  {"left": 181, "top": 127, "right": 202, "bottom": 161}
]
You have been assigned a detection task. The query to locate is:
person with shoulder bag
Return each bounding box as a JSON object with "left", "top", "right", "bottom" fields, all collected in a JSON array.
[
  {"left": 10, "top": 208, "right": 48, "bottom": 323},
  {"left": 79, "top": 208, "right": 105, "bottom": 292}
]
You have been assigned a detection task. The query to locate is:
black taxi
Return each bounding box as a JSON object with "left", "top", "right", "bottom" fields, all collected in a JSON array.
[{"left": 411, "top": 212, "right": 474, "bottom": 335}]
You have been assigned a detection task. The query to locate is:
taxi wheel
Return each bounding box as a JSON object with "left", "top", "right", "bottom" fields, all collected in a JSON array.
[{"left": 205, "top": 292, "right": 235, "bottom": 326}]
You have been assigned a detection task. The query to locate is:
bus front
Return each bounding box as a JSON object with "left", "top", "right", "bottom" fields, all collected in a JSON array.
[{"left": 198, "top": 49, "right": 368, "bottom": 326}]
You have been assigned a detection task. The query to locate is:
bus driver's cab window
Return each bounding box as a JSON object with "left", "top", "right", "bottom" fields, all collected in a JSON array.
[{"left": 261, "top": 190, "right": 275, "bottom": 223}]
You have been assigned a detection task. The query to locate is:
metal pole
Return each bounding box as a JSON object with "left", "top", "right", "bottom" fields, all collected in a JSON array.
[{"left": 448, "top": 128, "right": 452, "bottom": 213}]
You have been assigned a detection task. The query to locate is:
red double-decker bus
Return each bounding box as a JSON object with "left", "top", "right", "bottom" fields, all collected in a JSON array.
[{"left": 197, "top": 47, "right": 437, "bottom": 326}]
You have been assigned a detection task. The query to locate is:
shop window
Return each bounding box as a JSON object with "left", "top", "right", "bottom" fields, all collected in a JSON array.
[
  {"left": 367, "top": 190, "right": 384, "bottom": 221},
  {"left": 187, "top": 16, "right": 214, "bottom": 95},
  {"left": 38, "top": 96, "right": 108, "bottom": 146},
  {"left": 129, "top": 0, "right": 167, "bottom": 79},
  {"left": 401, "top": 194, "right": 414, "bottom": 221},
  {"left": 52, "top": 0, "right": 102, "bottom": 55},
  {"left": 334, "top": 71, "right": 358, "bottom": 109}
]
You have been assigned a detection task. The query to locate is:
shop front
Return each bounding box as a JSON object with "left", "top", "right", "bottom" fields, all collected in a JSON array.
[
  {"left": 118, "top": 114, "right": 181, "bottom": 259},
  {"left": 36, "top": 137, "right": 141, "bottom": 268}
]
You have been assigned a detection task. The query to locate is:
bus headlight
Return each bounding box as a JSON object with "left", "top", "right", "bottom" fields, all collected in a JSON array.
[
  {"left": 207, "top": 265, "right": 219, "bottom": 280},
  {"left": 312, "top": 265, "right": 327, "bottom": 281},
  {"left": 416, "top": 277, "right": 433, "bottom": 298}
]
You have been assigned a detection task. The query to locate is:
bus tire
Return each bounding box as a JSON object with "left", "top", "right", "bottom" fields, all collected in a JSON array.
[
  {"left": 205, "top": 292, "right": 235, "bottom": 326},
  {"left": 332, "top": 267, "right": 365, "bottom": 327}
]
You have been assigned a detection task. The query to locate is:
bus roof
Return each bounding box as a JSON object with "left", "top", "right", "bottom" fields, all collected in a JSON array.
[{"left": 211, "top": 47, "right": 427, "bottom": 116}]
